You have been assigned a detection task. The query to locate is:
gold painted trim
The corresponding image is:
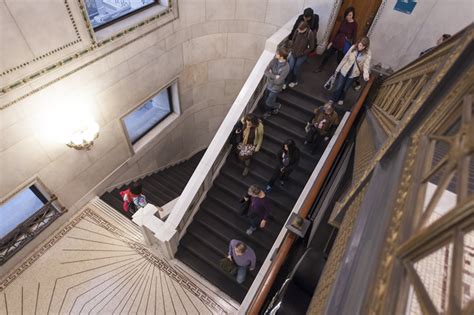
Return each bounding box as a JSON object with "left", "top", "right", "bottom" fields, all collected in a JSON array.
[
  {"left": 366, "top": 55, "right": 474, "bottom": 315},
  {"left": 0, "top": 0, "right": 82, "bottom": 77},
  {"left": 335, "top": 24, "right": 473, "bottom": 221},
  {"left": 308, "top": 183, "right": 369, "bottom": 314},
  {"left": 0, "top": 0, "right": 177, "bottom": 108}
]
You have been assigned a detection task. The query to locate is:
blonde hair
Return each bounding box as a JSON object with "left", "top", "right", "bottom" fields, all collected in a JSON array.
[{"left": 248, "top": 184, "right": 262, "bottom": 196}]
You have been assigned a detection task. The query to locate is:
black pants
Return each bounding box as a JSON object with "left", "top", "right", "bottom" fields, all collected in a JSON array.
[
  {"left": 267, "top": 166, "right": 292, "bottom": 187},
  {"left": 305, "top": 126, "right": 325, "bottom": 143},
  {"left": 319, "top": 46, "right": 344, "bottom": 68},
  {"left": 306, "top": 128, "right": 328, "bottom": 153}
]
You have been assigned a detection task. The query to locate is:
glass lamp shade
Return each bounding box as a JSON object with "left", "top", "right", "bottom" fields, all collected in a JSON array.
[{"left": 66, "top": 121, "right": 100, "bottom": 150}]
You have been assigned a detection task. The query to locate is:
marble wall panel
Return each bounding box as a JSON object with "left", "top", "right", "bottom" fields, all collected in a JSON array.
[
  {"left": 235, "top": 0, "right": 268, "bottom": 22},
  {"left": 247, "top": 21, "right": 279, "bottom": 37},
  {"left": 173, "top": 0, "right": 206, "bottom": 31},
  {"left": 85, "top": 120, "right": 122, "bottom": 163},
  {"left": 182, "top": 33, "right": 227, "bottom": 66},
  {"left": 5, "top": 0, "right": 78, "bottom": 57},
  {"left": 207, "top": 58, "right": 244, "bottom": 81},
  {"left": 0, "top": 138, "right": 50, "bottom": 197},
  {"left": 0, "top": 2, "right": 34, "bottom": 73},
  {"left": 265, "top": 0, "right": 304, "bottom": 26},
  {"left": 226, "top": 33, "right": 267, "bottom": 60},
  {"left": 0, "top": 120, "right": 32, "bottom": 152},
  {"left": 38, "top": 148, "right": 92, "bottom": 193},
  {"left": 205, "top": 0, "right": 236, "bottom": 21},
  {"left": 217, "top": 20, "right": 248, "bottom": 33},
  {"left": 190, "top": 21, "right": 220, "bottom": 38},
  {"left": 224, "top": 79, "right": 245, "bottom": 96},
  {"left": 179, "top": 62, "right": 208, "bottom": 91}
]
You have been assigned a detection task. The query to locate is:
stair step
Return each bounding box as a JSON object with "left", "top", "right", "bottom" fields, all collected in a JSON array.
[
  {"left": 193, "top": 206, "right": 273, "bottom": 254},
  {"left": 188, "top": 219, "right": 268, "bottom": 261},
  {"left": 176, "top": 247, "right": 248, "bottom": 302}
]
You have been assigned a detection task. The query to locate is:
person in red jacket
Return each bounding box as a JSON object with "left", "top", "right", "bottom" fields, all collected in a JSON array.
[{"left": 119, "top": 183, "right": 144, "bottom": 214}]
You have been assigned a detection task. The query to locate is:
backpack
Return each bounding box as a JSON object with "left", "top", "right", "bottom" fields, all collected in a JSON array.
[{"left": 133, "top": 194, "right": 147, "bottom": 208}]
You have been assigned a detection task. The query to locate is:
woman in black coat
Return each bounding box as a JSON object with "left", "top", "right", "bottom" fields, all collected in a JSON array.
[{"left": 265, "top": 139, "right": 300, "bottom": 192}]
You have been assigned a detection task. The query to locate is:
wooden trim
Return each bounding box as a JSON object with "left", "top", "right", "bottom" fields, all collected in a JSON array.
[{"left": 246, "top": 76, "right": 376, "bottom": 314}]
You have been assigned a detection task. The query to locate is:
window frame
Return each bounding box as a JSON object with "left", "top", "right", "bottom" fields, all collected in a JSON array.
[
  {"left": 0, "top": 180, "right": 64, "bottom": 265},
  {"left": 86, "top": 0, "right": 160, "bottom": 32},
  {"left": 121, "top": 80, "right": 181, "bottom": 154}
]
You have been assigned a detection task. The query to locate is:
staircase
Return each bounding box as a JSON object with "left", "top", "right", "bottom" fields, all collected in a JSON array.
[
  {"left": 100, "top": 151, "right": 204, "bottom": 219},
  {"left": 176, "top": 89, "right": 345, "bottom": 302}
]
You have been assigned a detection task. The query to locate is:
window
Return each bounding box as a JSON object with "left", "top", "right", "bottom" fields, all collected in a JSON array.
[
  {"left": 0, "top": 183, "right": 63, "bottom": 265},
  {"left": 85, "top": 0, "right": 158, "bottom": 30},
  {"left": 123, "top": 85, "right": 174, "bottom": 145}
]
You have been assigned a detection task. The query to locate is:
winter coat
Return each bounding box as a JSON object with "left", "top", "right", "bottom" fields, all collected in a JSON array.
[{"left": 335, "top": 45, "right": 371, "bottom": 81}]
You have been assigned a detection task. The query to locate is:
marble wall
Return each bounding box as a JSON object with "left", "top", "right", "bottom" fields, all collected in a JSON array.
[{"left": 369, "top": 0, "right": 473, "bottom": 70}]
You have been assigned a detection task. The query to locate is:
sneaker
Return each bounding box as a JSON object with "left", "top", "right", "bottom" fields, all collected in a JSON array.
[
  {"left": 265, "top": 185, "right": 272, "bottom": 193},
  {"left": 280, "top": 180, "right": 285, "bottom": 186},
  {"left": 354, "top": 84, "right": 361, "bottom": 91},
  {"left": 263, "top": 112, "right": 272, "bottom": 119},
  {"left": 337, "top": 100, "right": 344, "bottom": 106},
  {"left": 242, "top": 167, "right": 249, "bottom": 176},
  {"left": 282, "top": 84, "right": 287, "bottom": 90},
  {"left": 271, "top": 103, "right": 282, "bottom": 115},
  {"left": 246, "top": 227, "right": 256, "bottom": 235},
  {"left": 288, "top": 82, "right": 298, "bottom": 88}
]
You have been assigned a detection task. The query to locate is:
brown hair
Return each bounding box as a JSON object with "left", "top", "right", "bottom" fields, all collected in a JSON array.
[
  {"left": 235, "top": 242, "right": 247, "bottom": 253},
  {"left": 244, "top": 113, "right": 259, "bottom": 126},
  {"left": 277, "top": 48, "right": 289, "bottom": 60}
]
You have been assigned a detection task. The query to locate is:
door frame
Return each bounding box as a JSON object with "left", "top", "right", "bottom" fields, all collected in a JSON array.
[{"left": 319, "top": 0, "right": 388, "bottom": 50}]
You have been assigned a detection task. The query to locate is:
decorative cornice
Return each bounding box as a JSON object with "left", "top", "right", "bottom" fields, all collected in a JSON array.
[
  {"left": 0, "top": 0, "right": 82, "bottom": 77},
  {"left": 0, "top": 1, "right": 176, "bottom": 108}
]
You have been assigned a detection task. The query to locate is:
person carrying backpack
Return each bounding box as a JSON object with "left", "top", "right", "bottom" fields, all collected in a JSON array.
[
  {"left": 119, "top": 182, "right": 147, "bottom": 215},
  {"left": 289, "top": 7, "right": 319, "bottom": 44},
  {"left": 285, "top": 21, "right": 315, "bottom": 89}
]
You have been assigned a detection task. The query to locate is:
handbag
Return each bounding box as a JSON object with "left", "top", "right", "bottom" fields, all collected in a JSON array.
[
  {"left": 219, "top": 257, "right": 237, "bottom": 275},
  {"left": 324, "top": 73, "right": 336, "bottom": 90},
  {"left": 237, "top": 143, "right": 256, "bottom": 160}
]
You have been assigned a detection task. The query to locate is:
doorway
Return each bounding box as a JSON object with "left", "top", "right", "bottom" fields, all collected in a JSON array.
[{"left": 329, "top": 0, "right": 384, "bottom": 43}]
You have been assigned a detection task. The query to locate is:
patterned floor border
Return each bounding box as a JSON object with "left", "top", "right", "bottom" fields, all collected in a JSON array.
[{"left": 0, "top": 208, "right": 226, "bottom": 314}]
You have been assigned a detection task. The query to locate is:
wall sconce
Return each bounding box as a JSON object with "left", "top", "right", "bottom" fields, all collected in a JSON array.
[{"left": 66, "top": 122, "right": 100, "bottom": 150}]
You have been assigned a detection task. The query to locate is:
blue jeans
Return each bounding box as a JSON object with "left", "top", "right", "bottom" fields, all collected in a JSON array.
[
  {"left": 265, "top": 89, "right": 279, "bottom": 112},
  {"left": 236, "top": 265, "right": 248, "bottom": 284},
  {"left": 286, "top": 54, "right": 307, "bottom": 84},
  {"left": 331, "top": 74, "right": 354, "bottom": 103}
]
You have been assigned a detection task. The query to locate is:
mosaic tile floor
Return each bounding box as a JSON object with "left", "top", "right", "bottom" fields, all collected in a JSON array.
[{"left": 0, "top": 203, "right": 237, "bottom": 314}]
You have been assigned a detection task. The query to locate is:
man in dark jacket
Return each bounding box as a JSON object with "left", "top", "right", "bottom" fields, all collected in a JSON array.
[
  {"left": 285, "top": 21, "right": 315, "bottom": 88},
  {"left": 263, "top": 48, "right": 290, "bottom": 119},
  {"left": 289, "top": 7, "right": 319, "bottom": 42}
]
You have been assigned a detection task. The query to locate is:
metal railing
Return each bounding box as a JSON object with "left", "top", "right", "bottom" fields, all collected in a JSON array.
[{"left": 0, "top": 195, "right": 65, "bottom": 265}]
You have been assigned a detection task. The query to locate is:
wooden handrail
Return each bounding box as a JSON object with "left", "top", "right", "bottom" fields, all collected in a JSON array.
[{"left": 247, "top": 76, "right": 376, "bottom": 314}]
